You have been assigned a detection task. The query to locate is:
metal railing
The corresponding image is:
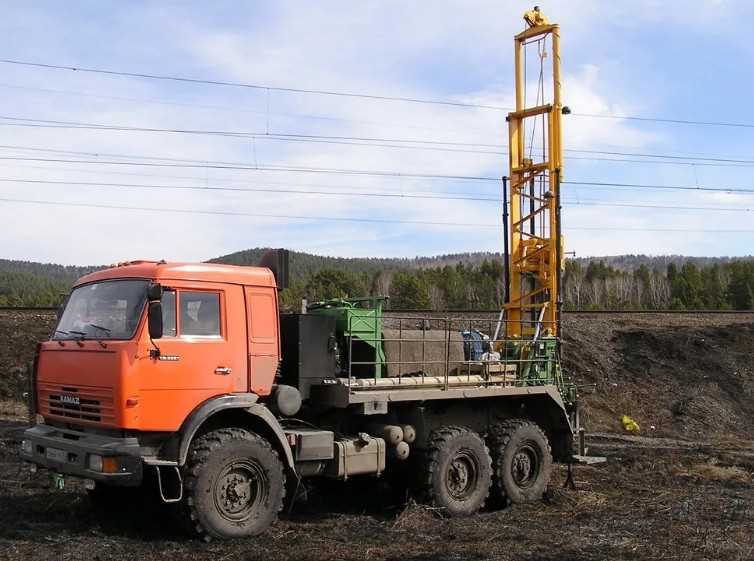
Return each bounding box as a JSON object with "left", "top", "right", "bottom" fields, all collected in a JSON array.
[{"left": 343, "top": 313, "right": 565, "bottom": 393}]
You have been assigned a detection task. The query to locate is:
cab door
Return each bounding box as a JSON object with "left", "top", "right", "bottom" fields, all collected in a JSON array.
[
  {"left": 244, "top": 285, "right": 279, "bottom": 396},
  {"left": 137, "top": 282, "right": 248, "bottom": 431}
]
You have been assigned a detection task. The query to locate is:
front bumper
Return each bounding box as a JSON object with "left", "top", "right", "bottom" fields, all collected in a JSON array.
[{"left": 20, "top": 424, "right": 144, "bottom": 486}]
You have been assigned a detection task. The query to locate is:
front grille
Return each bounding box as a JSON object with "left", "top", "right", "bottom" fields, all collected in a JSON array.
[{"left": 38, "top": 383, "right": 116, "bottom": 426}]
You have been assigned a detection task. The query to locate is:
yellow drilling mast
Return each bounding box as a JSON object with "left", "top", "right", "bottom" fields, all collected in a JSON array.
[{"left": 504, "top": 6, "right": 565, "bottom": 339}]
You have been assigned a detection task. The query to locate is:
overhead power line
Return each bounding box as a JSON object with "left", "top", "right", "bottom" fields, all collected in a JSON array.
[
  {"left": 0, "top": 59, "right": 506, "bottom": 111},
  {"left": 2, "top": 58, "right": 753, "bottom": 129},
  {"left": 0, "top": 142, "right": 271, "bottom": 167},
  {"left": 0, "top": 196, "right": 500, "bottom": 228},
  {"left": 2, "top": 153, "right": 754, "bottom": 194},
  {"left": 0, "top": 159, "right": 496, "bottom": 197},
  {"left": 571, "top": 201, "right": 754, "bottom": 212},
  {"left": 2, "top": 116, "right": 754, "bottom": 169},
  {"left": 0, "top": 155, "right": 500, "bottom": 182},
  {"left": 0, "top": 81, "right": 479, "bottom": 136},
  {"left": 252, "top": 136, "right": 754, "bottom": 167},
  {"left": 9, "top": 158, "right": 754, "bottom": 206},
  {"left": 12, "top": 79, "right": 754, "bottom": 152},
  {"left": 572, "top": 112, "right": 754, "bottom": 130},
  {"left": 2, "top": 196, "right": 754, "bottom": 233},
  {"left": 0, "top": 114, "right": 256, "bottom": 137},
  {"left": 565, "top": 180, "right": 754, "bottom": 194},
  {"left": 0, "top": 177, "right": 501, "bottom": 202},
  {"left": 2, "top": 176, "right": 754, "bottom": 213}
]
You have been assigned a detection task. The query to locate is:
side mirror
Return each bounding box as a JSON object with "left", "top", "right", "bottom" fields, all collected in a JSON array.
[
  {"left": 147, "top": 282, "right": 163, "bottom": 301},
  {"left": 148, "top": 302, "right": 163, "bottom": 339}
]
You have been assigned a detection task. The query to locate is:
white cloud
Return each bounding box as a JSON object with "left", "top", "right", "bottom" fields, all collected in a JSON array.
[{"left": 0, "top": 1, "right": 751, "bottom": 265}]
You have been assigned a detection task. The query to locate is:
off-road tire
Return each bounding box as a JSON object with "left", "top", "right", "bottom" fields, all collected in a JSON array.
[
  {"left": 488, "top": 419, "right": 552, "bottom": 505},
  {"left": 420, "top": 426, "right": 492, "bottom": 516},
  {"left": 182, "top": 428, "right": 285, "bottom": 540}
]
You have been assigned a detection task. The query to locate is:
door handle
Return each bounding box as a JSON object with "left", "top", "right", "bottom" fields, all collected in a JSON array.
[{"left": 214, "top": 367, "right": 232, "bottom": 375}]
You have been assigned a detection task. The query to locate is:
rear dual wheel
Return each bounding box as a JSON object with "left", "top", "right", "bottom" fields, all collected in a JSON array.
[
  {"left": 488, "top": 419, "right": 552, "bottom": 505},
  {"left": 420, "top": 426, "right": 492, "bottom": 516},
  {"left": 418, "top": 421, "right": 552, "bottom": 515}
]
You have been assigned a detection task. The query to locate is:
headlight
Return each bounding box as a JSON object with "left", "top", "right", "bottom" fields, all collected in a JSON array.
[
  {"left": 21, "top": 439, "right": 33, "bottom": 454},
  {"left": 88, "top": 454, "right": 103, "bottom": 472}
]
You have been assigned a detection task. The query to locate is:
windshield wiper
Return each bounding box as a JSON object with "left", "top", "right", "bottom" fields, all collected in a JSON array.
[
  {"left": 66, "top": 330, "right": 87, "bottom": 346},
  {"left": 54, "top": 330, "right": 69, "bottom": 337},
  {"left": 87, "top": 323, "right": 111, "bottom": 336}
]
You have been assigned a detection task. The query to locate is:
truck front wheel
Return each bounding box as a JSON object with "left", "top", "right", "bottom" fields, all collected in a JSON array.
[
  {"left": 183, "top": 428, "right": 285, "bottom": 540},
  {"left": 420, "top": 426, "right": 491, "bottom": 516},
  {"left": 489, "top": 419, "right": 552, "bottom": 505}
]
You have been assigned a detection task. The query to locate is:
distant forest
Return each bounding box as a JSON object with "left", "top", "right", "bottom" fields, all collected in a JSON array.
[{"left": 1, "top": 250, "right": 754, "bottom": 310}]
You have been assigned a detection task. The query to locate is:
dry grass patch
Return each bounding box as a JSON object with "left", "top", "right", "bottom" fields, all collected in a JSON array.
[
  {"left": 0, "top": 400, "right": 28, "bottom": 422},
  {"left": 674, "top": 462, "right": 752, "bottom": 483}
]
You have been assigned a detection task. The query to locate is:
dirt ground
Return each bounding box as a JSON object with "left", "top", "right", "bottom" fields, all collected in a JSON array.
[
  {"left": 1, "top": 310, "right": 754, "bottom": 560},
  {"left": 0, "top": 310, "right": 54, "bottom": 402},
  {"left": 1, "top": 422, "right": 752, "bottom": 561},
  {"left": 560, "top": 313, "right": 754, "bottom": 441}
]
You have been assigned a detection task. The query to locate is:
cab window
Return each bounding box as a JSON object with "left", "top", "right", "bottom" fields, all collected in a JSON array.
[
  {"left": 180, "top": 291, "right": 221, "bottom": 337},
  {"left": 161, "top": 290, "right": 177, "bottom": 337}
]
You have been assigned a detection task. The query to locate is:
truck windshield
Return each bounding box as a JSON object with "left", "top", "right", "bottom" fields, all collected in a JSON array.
[{"left": 53, "top": 280, "right": 149, "bottom": 341}]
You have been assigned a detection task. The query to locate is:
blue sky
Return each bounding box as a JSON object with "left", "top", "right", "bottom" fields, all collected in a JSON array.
[{"left": 0, "top": 0, "right": 753, "bottom": 265}]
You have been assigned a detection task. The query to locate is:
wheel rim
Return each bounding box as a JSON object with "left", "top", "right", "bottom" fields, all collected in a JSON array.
[
  {"left": 213, "top": 459, "right": 269, "bottom": 522},
  {"left": 445, "top": 449, "right": 480, "bottom": 501},
  {"left": 510, "top": 441, "right": 541, "bottom": 489}
]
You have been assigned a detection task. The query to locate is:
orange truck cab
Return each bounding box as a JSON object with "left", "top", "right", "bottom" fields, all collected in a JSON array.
[
  {"left": 20, "top": 258, "right": 294, "bottom": 486},
  {"left": 35, "top": 260, "right": 281, "bottom": 430}
]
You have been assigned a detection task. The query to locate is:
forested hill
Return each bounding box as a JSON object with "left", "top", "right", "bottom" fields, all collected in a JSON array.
[
  {"left": 2, "top": 250, "right": 754, "bottom": 310},
  {"left": 0, "top": 259, "right": 100, "bottom": 280},
  {"left": 0, "top": 259, "right": 101, "bottom": 307},
  {"left": 209, "top": 248, "right": 503, "bottom": 276},
  {"left": 574, "top": 255, "right": 754, "bottom": 272},
  {"left": 0, "top": 251, "right": 498, "bottom": 307},
  {"left": 212, "top": 250, "right": 754, "bottom": 275}
]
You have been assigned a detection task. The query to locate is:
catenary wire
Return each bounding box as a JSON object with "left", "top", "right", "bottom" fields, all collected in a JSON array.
[
  {"left": 0, "top": 59, "right": 508, "bottom": 110},
  {"left": 2, "top": 196, "right": 754, "bottom": 232},
  {"left": 2, "top": 177, "right": 754, "bottom": 212},
  {"left": 2, "top": 117, "right": 754, "bottom": 168},
  {"left": 2, "top": 58, "right": 754, "bottom": 128},
  {"left": 2, "top": 154, "right": 754, "bottom": 194}
]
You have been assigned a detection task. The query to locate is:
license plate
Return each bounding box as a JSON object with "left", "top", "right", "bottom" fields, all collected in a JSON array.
[{"left": 46, "top": 447, "right": 68, "bottom": 463}]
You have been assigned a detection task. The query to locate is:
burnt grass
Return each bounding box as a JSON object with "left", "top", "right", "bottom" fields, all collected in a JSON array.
[{"left": 1, "top": 310, "right": 754, "bottom": 560}]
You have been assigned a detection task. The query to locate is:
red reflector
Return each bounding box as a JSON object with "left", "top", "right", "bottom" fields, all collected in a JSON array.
[{"left": 125, "top": 398, "right": 139, "bottom": 408}]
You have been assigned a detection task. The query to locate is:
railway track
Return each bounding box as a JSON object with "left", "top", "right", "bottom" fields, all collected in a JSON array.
[
  {"left": 390, "top": 309, "right": 754, "bottom": 315},
  {"left": 1, "top": 306, "right": 753, "bottom": 314}
]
